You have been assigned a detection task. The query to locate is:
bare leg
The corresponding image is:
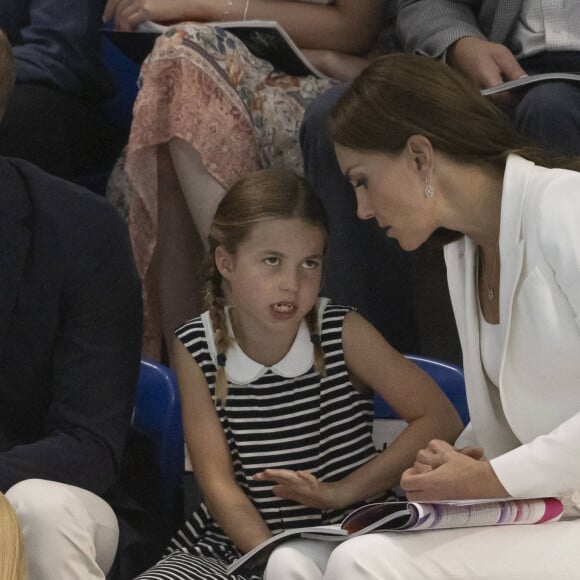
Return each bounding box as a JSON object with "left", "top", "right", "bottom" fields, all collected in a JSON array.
[
  {"left": 155, "top": 145, "right": 205, "bottom": 367},
  {"left": 156, "top": 139, "right": 228, "bottom": 365},
  {"left": 168, "top": 138, "right": 227, "bottom": 249}
]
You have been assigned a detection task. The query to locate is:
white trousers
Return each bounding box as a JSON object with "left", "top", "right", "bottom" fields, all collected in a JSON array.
[
  {"left": 264, "top": 519, "right": 580, "bottom": 579},
  {"left": 6, "top": 479, "right": 119, "bottom": 580}
]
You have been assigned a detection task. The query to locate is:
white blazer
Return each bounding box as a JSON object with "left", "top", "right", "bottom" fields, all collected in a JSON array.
[{"left": 445, "top": 154, "right": 580, "bottom": 498}]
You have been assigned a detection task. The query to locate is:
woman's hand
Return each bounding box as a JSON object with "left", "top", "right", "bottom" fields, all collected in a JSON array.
[
  {"left": 103, "top": 0, "right": 214, "bottom": 32},
  {"left": 400, "top": 439, "right": 508, "bottom": 501},
  {"left": 254, "top": 469, "right": 347, "bottom": 510}
]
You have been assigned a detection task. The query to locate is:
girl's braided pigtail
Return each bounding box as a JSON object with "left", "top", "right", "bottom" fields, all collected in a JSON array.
[
  {"left": 204, "top": 258, "right": 231, "bottom": 406},
  {"left": 306, "top": 305, "right": 325, "bottom": 377}
]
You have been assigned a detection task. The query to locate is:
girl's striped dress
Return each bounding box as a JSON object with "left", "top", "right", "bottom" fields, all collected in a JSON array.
[{"left": 136, "top": 299, "right": 380, "bottom": 579}]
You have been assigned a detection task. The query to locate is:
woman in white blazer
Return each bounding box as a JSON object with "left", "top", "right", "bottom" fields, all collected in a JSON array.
[{"left": 264, "top": 53, "right": 580, "bottom": 579}]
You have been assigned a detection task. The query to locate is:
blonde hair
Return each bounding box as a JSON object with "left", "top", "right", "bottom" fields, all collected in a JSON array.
[
  {"left": 0, "top": 493, "right": 27, "bottom": 580},
  {"left": 328, "top": 53, "right": 580, "bottom": 244},
  {"left": 0, "top": 29, "right": 15, "bottom": 120},
  {"left": 204, "top": 169, "right": 328, "bottom": 405}
]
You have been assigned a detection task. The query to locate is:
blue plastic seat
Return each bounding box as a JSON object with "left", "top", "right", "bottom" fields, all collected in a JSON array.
[
  {"left": 131, "top": 356, "right": 468, "bottom": 528},
  {"left": 100, "top": 33, "right": 142, "bottom": 132},
  {"left": 374, "top": 354, "right": 470, "bottom": 426},
  {"left": 132, "top": 360, "right": 184, "bottom": 522},
  {"left": 74, "top": 32, "right": 142, "bottom": 195}
]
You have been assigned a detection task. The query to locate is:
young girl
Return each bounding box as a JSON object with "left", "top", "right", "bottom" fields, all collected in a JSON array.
[{"left": 136, "top": 169, "right": 462, "bottom": 579}]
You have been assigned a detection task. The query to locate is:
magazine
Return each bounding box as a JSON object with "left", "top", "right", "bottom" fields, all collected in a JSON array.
[
  {"left": 101, "top": 19, "right": 326, "bottom": 78},
  {"left": 480, "top": 72, "right": 580, "bottom": 96},
  {"left": 227, "top": 496, "right": 564, "bottom": 576},
  {"left": 223, "top": 524, "right": 346, "bottom": 577}
]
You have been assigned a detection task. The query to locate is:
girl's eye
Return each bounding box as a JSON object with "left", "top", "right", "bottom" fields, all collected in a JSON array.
[
  {"left": 264, "top": 256, "right": 280, "bottom": 266},
  {"left": 302, "top": 259, "right": 319, "bottom": 270}
]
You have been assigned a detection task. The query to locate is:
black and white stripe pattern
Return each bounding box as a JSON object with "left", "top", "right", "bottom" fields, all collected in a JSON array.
[{"left": 137, "top": 303, "right": 378, "bottom": 579}]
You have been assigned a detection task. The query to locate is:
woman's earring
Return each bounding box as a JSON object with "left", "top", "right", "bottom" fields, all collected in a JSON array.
[{"left": 424, "top": 182, "right": 435, "bottom": 198}]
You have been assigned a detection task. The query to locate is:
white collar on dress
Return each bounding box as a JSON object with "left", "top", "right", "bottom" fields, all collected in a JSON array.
[{"left": 201, "top": 300, "right": 329, "bottom": 384}]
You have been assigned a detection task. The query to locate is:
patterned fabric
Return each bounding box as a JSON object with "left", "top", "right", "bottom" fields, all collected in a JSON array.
[
  {"left": 136, "top": 301, "right": 380, "bottom": 579},
  {"left": 109, "top": 23, "right": 335, "bottom": 359}
]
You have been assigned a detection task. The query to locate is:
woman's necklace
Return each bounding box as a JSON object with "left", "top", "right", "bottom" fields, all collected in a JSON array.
[{"left": 480, "top": 245, "right": 499, "bottom": 302}]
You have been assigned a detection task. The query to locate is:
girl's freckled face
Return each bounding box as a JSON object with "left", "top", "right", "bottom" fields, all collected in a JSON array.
[{"left": 218, "top": 218, "right": 326, "bottom": 334}]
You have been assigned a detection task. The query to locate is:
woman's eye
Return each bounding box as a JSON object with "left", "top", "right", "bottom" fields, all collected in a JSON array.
[
  {"left": 302, "top": 259, "right": 319, "bottom": 270},
  {"left": 352, "top": 177, "right": 367, "bottom": 189},
  {"left": 264, "top": 256, "right": 280, "bottom": 266}
]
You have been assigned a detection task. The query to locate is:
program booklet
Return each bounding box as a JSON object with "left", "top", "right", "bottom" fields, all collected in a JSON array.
[
  {"left": 480, "top": 72, "right": 580, "bottom": 96},
  {"left": 225, "top": 523, "right": 347, "bottom": 577},
  {"left": 227, "top": 496, "right": 564, "bottom": 576},
  {"left": 101, "top": 19, "right": 326, "bottom": 78}
]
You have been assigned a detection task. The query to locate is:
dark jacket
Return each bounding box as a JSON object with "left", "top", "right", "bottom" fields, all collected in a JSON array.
[
  {"left": 0, "top": 156, "right": 142, "bottom": 494},
  {"left": 0, "top": 0, "right": 110, "bottom": 96}
]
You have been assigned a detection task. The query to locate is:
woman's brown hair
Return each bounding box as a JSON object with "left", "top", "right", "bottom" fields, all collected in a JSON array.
[
  {"left": 204, "top": 169, "right": 328, "bottom": 405},
  {"left": 328, "top": 53, "right": 580, "bottom": 244}
]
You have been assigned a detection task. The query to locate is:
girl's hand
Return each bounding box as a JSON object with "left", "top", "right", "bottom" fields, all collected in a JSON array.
[
  {"left": 400, "top": 439, "right": 507, "bottom": 501},
  {"left": 254, "top": 469, "right": 346, "bottom": 510}
]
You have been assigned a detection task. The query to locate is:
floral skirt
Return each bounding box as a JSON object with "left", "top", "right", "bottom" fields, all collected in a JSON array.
[{"left": 109, "top": 24, "right": 334, "bottom": 358}]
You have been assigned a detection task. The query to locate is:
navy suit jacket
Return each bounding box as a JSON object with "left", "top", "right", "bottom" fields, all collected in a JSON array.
[
  {"left": 0, "top": 0, "right": 110, "bottom": 96},
  {"left": 0, "top": 157, "right": 142, "bottom": 495}
]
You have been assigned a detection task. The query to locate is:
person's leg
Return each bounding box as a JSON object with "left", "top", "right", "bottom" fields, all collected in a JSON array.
[
  {"left": 300, "top": 85, "right": 420, "bottom": 353},
  {"left": 322, "top": 520, "right": 580, "bottom": 579},
  {"left": 514, "top": 51, "right": 580, "bottom": 156},
  {"left": 155, "top": 145, "right": 207, "bottom": 367},
  {"left": 168, "top": 138, "right": 227, "bottom": 248},
  {"left": 156, "top": 137, "right": 231, "bottom": 366},
  {"left": 264, "top": 539, "right": 337, "bottom": 580},
  {"left": 140, "top": 138, "right": 229, "bottom": 364},
  {"left": 514, "top": 81, "right": 580, "bottom": 155},
  {"left": 6, "top": 479, "right": 118, "bottom": 580}
]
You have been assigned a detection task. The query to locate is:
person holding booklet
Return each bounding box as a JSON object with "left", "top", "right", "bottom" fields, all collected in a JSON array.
[
  {"left": 397, "top": 0, "right": 580, "bottom": 156},
  {"left": 263, "top": 53, "right": 580, "bottom": 579},
  {"left": 134, "top": 169, "right": 463, "bottom": 579},
  {"left": 298, "top": 2, "right": 580, "bottom": 353},
  {"left": 101, "top": 0, "right": 418, "bottom": 366}
]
